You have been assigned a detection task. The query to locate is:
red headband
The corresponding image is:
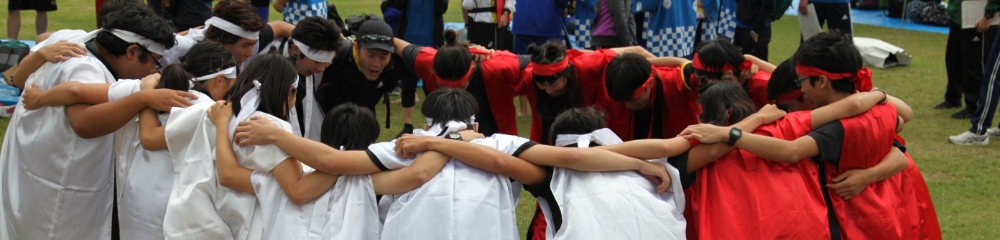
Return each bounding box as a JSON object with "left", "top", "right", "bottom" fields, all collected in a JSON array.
[
  {"left": 795, "top": 65, "right": 873, "bottom": 92},
  {"left": 774, "top": 89, "right": 804, "bottom": 103},
  {"left": 531, "top": 57, "right": 569, "bottom": 76},
  {"left": 631, "top": 73, "right": 655, "bottom": 99},
  {"left": 437, "top": 66, "right": 474, "bottom": 88},
  {"left": 691, "top": 53, "right": 754, "bottom": 73}
]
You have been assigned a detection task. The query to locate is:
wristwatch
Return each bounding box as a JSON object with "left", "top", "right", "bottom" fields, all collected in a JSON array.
[
  {"left": 445, "top": 132, "right": 463, "bottom": 141},
  {"left": 986, "top": 12, "right": 995, "bottom": 19},
  {"left": 727, "top": 127, "right": 743, "bottom": 146},
  {"left": 749, "top": 30, "right": 759, "bottom": 39}
]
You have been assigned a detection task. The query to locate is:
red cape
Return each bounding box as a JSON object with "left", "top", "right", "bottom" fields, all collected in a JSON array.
[{"left": 415, "top": 47, "right": 522, "bottom": 135}]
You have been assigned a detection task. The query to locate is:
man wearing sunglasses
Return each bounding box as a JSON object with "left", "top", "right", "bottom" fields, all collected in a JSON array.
[{"left": 315, "top": 20, "right": 418, "bottom": 135}]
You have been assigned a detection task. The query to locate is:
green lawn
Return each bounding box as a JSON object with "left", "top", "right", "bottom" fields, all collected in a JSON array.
[{"left": 2, "top": 0, "right": 999, "bottom": 238}]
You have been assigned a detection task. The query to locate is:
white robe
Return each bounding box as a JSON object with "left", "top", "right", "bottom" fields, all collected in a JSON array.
[
  {"left": 263, "top": 39, "right": 325, "bottom": 142},
  {"left": 251, "top": 165, "right": 381, "bottom": 240},
  {"left": 162, "top": 102, "right": 289, "bottom": 240},
  {"left": 0, "top": 44, "right": 117, "bottom": 240},
  {"left": 370, "top": 134, "right": 530, "bottom": 240},
  {"left": 539, "top": 130, "right": 687, "bottom": 240}
]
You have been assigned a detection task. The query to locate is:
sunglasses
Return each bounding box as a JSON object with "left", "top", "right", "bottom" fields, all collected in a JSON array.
[
  {"left": 794, "top": 76, "right": 812, "bottom": 87},
  {"left": 359, "top": 35, "right": 393, "bottom": 45}
]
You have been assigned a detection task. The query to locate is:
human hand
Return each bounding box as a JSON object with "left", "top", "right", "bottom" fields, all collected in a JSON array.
[
  {"left": 394, "top": 134, "right": 437, "bottom": 159},
  {"left": 207, "top": 100, "right": 233, "bottom": 127},
  {"left": 273, "top": 0, "right": 285, "bottom": 13},
  {"left": 799, "top": 1, "right": 809, "bottom": 16},
  {"left": 38, "top": 41, "right": 87, "bottom": 63},
  {"left": 141, "top": 89, "right": 196, "bottom": 112},
  {"left": 499, "top": 13, "right": 510, "bottom": 28},
  {"left": 141, "top": 73, "right": 161, "bottom": 90},
  {"left": 977, "top": 17, "right": 991, "bottom": 33},
  {"left": 637, "top": 161, "right": 672, "bottom": 194},
  {"left": 679, "top": 124, "right": 731, "bottom": 144},
  {"left": 20, "top": 83, "right": 43, "bottom": 110},
  {"left": 458, "top": 130, "right": 485, "bottom": 142},
  {"left": 469, "top": 45, "right": 494, "bottom": 61},
  {"left": 233, "top": 116, "right": 283, "bottom": 146},
  {"left": 755, "top": 104, "right": 788, "bottom": 124},
  {"left": 827, "top": 169, "right": 874, "bottom": 200},
  {"left": 740, "top": 63, "right": 759, "bottom": 82}
]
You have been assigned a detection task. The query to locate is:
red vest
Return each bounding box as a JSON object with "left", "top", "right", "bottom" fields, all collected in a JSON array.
[
  {"left": 747, "top": 71, "right": 771, "bottom": 110},
  {"left": 606, "top": 65, "right": 701, "bottom": 140},
  {"left": 520, "top": 49, "right": 621, "bottom": 143},
  {"left": 686, "top": 111, "right": 830, "bottom": 240},
  {"left": 895, "top": 135, "right": 943, "bottom": 240},
  {"left": 416, "top": 48, "right": 521, "bottom": 135},
  {"left": 829, "top": 104, "right": 907, "bottom": 240}
]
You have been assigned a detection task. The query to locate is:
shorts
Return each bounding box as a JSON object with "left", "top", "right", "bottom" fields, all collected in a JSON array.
[{"left": 8, "top": 0, "right": 57, "bottom": 12}]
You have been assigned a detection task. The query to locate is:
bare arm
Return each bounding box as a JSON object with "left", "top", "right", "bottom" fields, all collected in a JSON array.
[
  {"left": 743, "top": 54, "right": 775, "bottom": 73},
  {"left": 233, "top": 117, "right": 382, "bottom": 175},
  {"left": 21, "top": 82, "right": 111, "bottom": 110},
  {"left": 735, "top": 133, "right": 819, "bottom": 163},
  {"left": 370, "top": 151, "right": 451, "bottom": 195},
  {"left": 272, "top": 159, "right": 340, "bottom": 206},
  {"left": 65, "top": 89, "right": 195, "bottom": 139},
  {"left": 686, "top": 113, "right": 772, "bottom": 172},
  {"left": 213, "top": 110, "right": 256, "bottom": 194},
  {"left": 13, "top": 41, "right": 88, "bottom": 88},
  {"left": 268, "top": 21, "right": 295, "bottom": 40},
  {"left": 827, "top": 147, "right": 908, "bottom": 199},
  {"left": 393, "top": 38, "right": 413, "bottom": 57},
  {"left": 138, "top": 109, "right": 168, "bottom": 150},
  {"left": 408, "top": 137, "right": 547, "bottom": 185},
  {"left": 594, "top": 137, "right": 692, "bottom": 160},
  {"left": 886, "top": 95, "right": 912, "bottom": 123},
  {"left": 609, "top": 46, "right": 656, "bottom": 58},
  {"left": 810, "top": 91, "right": 885, "bottom": 128}
]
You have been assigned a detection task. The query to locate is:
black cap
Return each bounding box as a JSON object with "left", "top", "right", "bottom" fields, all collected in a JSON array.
[{"left": 356, "top": 21, "right": 395, "bottom": 52}]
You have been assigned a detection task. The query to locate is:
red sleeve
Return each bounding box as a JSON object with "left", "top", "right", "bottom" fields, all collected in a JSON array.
[
  {"left": 747, "top": 72, "right": 772, "bottom": 110},
  {"left": 752, "top": 111, "right": 813, "bottom": 140},
  {"left": 414, "top": 47, "right": 438, "bottom": 83}
]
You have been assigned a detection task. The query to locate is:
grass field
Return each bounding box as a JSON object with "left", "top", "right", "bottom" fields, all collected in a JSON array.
[{"left": 3, "top": 0, "right": 999, "bottom": 238}]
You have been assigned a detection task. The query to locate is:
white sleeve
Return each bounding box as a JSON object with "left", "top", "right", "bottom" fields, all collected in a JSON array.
[
  {"left": 365, "top": 141, "right": 413, "bottom": 171},
  {"left": 238, "top": 114, "right": 294, "bottom": 172},
  {"left": 485, "top": 134, "right": 536, "bottom": 156},
  {"left": 462, "top": 0, "right": 475, "bottom": 10},
  {"left": 31, "top": 29, "right": 87, "bottom": 52},
  {"left": 106, "top": 79, "right": 141, "bottom": 101},
  {"left": 505, "top": 0, "right": 516, "bottom": 12}
]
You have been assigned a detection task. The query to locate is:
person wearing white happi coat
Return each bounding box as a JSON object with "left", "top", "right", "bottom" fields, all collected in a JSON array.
[
  {"left": 0, "top": 7, "right": 185, "bottom": 239},
  {"left": 162, "top": 54, "right": 297, "bottom": 240},
  {"left": 257, "top": 16, "right": 341, "bottom": 142},
  {"left": 162, "top": 0, "right": 294, "bottom": 70}
]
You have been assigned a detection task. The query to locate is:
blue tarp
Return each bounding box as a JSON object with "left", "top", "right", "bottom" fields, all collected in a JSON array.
[{"left": 784, "top": 0, "right": 948, "bottom": 34}]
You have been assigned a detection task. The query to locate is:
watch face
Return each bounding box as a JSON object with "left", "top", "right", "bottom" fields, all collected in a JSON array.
[
  {"left": 448, "top": 132, "right": 461, "bottom": 139},
  {"left": 731, "top": 128, "right": 742, "bottom": 137}
]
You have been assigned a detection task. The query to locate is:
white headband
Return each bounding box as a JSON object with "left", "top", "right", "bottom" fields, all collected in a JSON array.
[
  {"left": 228, "top": 75, "right": 300, "bottom": 137},
  {"left": 108, "top": 29, "right": 167, "bottom": 55},
  {"left": 554, "top": 128, "right": 623, "bottom": 148},
  {"left": 415, "top": 115, "right": 476, "bottom": 137},
  {"left": 291, "top": 39, "right": 335, "bottom": 63},
  {"left": 188, "top": 66, "right": 237, "bottom": 89},
  {"left": 205, "top": 17, "right": 259, "bottom": 40}
]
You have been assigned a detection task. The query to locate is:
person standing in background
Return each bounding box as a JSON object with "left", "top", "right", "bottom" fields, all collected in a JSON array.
[
  {"left": 733, "top": 0, "right": 774, "bottom": 61},
  {"left": 936, "top": 0, "right": 999, "bottom": 119},
  {"left": 172, "top": 0, "right": 213, "bottom": 30},
  {"left": 511, "top": 0, "right": 570, "bottom": 54},
  {"left": 572, "top": 0, "right": 636, "bottom": 49},
  {"left": 7, "top": 0, "right": 56, "bottom": 40},
  {"left": 252, "top": 0, "right": 270, "bottom": 21},
  {"left": 632, "top": 0, "right": 698, "bottom": 57},
  {"left": 273, "top": 0, "right": 327, "bottom": 24},
  {"left": 391, "top": 0, "right": 448, "bottom": 48},
  {"left": 798, "top": 0, "right": 852, "bottom": 36},
  {"left": 462, "top": 0, "right": 515, "bottom": 51}
]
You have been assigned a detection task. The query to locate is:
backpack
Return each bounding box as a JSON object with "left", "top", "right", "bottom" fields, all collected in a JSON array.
[
  {"left": 774, "top": 0, "right": 794, "bottom": 20},
  {"left": 344, "top": 14, "right": 382, "bottom": 37},
  {"left": 327, "top": 2, "right": 346, "bottom": 31},
  {"left": 914, "top": 2, "right": 950, "bottom": 26},
  {"left": 886, "top": 0, "right": 906, "bottom": 18}
]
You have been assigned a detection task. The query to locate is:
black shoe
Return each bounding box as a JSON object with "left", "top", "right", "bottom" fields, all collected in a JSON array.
[
  {"left": 952, "top": 109, "right": 973, "bottom": 119},
  {"left": 935, "top": 101, "right": 961, "bottom": 109}
]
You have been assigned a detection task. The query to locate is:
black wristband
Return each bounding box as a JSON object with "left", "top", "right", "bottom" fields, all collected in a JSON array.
[{"left": 987, "top": 12, "right": 995, "bottom": 19}]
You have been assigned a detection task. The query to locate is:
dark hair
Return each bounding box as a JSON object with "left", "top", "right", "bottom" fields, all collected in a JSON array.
[
  {"left": 224, "top": 54, "right": 299, "bottom": 120},
  {"left": 549, "top": 107, "right": 606, "bottom": 143},
  {"left": 422, "top": 88, "right": 478, "bottom": 126},
  {"left": 795, "top": 31, "right": 862, "bottom": 94},
  {"left": 434, "top": 30, "right": 475, "bottom": 81},
  {"left": 528, "top": 41, "right": 584, "bottom": 119},
  {"left": 97, "top": 0, "right": 144, "bottom": 27},
  {"left": 605, "top": 53, "right": 653, "bottom": 101},
  {"left": 205, "top": 0, "right": 266, "bottom": 45},
  {"left": 321, "top": 103, "right": 380, "bottom": 151},
  {"left": 97, "top": 5, "right": 177, "bottom": 62},
  {"left": 698, "top": 81, "right": 756, "bottom": 126},
  {"left": 291, "top": 17, "right": 343, "bottom": 53},
  {"left": 766, "top": 58, "right": 800, "bottom": 101},
  {"left": 692, "top": 39, "right": 745, "bottom": 84},
  {"left": 159, "top": 41, "right": 237, "bottom": 93}
]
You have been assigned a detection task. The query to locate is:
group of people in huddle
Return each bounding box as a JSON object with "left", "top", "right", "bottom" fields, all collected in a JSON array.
[{"left": 0, "top": 0, "right": 941, "bottom": 239}]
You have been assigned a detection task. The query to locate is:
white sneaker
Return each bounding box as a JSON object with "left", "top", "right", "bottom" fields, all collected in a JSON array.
[
  {"left": 987, "top": 128, "right": 1000, "bottom": 138},
  {"left": 0, "top": 105, "right": 13, "bottom": 118},
  {"left": 949, "top": 131, "right": 989, "bottom": 145}
]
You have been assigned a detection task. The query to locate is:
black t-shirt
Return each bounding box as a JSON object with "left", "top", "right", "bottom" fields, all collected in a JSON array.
[
  {"left": 807, "top": 120, "right": 846, "bottom": 166},
  {"left": 315, "top": 39, "right": 410, "bottom": 113},
  {"left": 464, "top": 65, "right": 501, "bottom": 136},
  {"left": 257, "top": 25, "right": 276, "bottom": 54}
]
